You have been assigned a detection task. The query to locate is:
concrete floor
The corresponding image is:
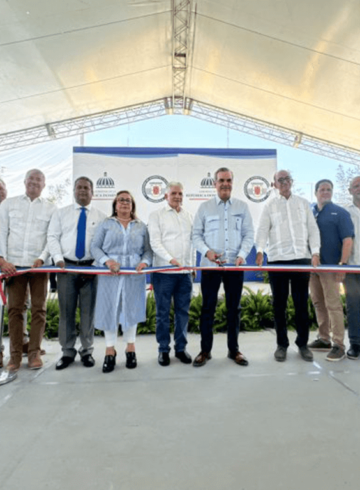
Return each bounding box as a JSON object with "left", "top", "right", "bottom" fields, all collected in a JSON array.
[{"left": 0, "top": 330, "right": 360, "bottom": 490}]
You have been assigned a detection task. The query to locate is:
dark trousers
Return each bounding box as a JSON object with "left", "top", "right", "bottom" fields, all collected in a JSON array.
[
  {"left": 57, "top": 271, "right": 98, "bottom": 358},
  {"left": 199, "top": 269, "right": 244, "bottom": 353},
  {"left": 268, "top": 259, "right": 311, "bottom": 348}
]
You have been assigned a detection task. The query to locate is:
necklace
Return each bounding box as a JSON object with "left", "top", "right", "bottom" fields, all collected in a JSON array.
[{"left": 117, "top": 216, "right": 131, "bottom": 222}]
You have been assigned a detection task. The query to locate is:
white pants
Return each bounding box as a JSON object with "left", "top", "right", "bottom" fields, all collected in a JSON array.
[{"left": 104, "top": 325, "right": 137, "bottom": 347}]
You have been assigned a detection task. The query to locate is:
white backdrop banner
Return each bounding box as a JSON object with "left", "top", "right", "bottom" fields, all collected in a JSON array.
[{"left": 73, "top": 147, "right": 277, "bottom": 229}]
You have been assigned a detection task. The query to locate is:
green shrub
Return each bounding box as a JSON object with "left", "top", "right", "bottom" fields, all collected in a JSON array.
[
  {"left": 241, "top": 286, "right": 274, "bottom": 331},
  {"left": 0, "top": 290, "right": 348, "bottom": 338},
  {"left": 137, "top": 291, "right": 156, "bottom": 334}
]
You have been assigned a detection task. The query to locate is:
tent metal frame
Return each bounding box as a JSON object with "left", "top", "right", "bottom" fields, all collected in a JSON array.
[{"left": 0, "top": 97, "right": 359, "bottom": 166}]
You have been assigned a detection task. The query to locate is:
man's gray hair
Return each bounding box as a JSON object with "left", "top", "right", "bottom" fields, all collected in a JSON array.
[
  {"left": 166, "top": 181, "right": 183, "bottom": 192},
  {"left": 74, "top": 176, "right": 94, "bottom": 193},
  {"left": 24, "top": 168, "right": 45, "bottom": 180},
  {"left": 214, "top": 167, "right": 233, "bottom": 181},
  {"left": 0, "top": 179, "right": 6, "bottom": 187}
]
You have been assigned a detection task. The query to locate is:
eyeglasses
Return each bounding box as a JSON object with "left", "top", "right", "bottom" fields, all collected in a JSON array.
[
  {"left": 277, "top": 177, "right": 292, "bottom": 184},
  {"left": 117, "top": 198, "right": 131, "bottom": 204}
]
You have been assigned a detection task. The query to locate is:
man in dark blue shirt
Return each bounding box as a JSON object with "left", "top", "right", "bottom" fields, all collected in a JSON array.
[{"left": 309, "top": 179, "right": 354, "bottom": 361}]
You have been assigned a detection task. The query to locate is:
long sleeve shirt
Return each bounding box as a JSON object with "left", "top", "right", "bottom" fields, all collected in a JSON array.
[
  {"left": 256, "top": 193, "right": 320, "bottom": 261},
  {"left": 193, "top": 196, "right": 254, "bottom": 267},
  {"left": 148, "top": 204, "right": 193, "bottom": 271},
  {"left": 346, "top": 203, "right": 360, "bottom": 265},
  {"left": 90, "top": 217, "right": 152, "bottom": 268},
  {"left": 0, "top": 194, "right": 56, "bottom": 266},
  {"left": 47, "top": 203, "right": 106, "bottom": 263}
]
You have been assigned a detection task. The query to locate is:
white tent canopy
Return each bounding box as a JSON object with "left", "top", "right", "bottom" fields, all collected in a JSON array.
[{"left": 1, "top": 0, "right": 360, "bottom": 154}]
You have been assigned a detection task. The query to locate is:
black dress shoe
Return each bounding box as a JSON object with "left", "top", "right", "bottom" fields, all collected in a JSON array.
[
  {"left": 56, "top": 356, "right": 74, "bottom": 370},
  {"left": 102, "top": 351, "right": 117, "bottom": 373},
  {"left": 175, "top": 350, "right": 192, "bottom": 364},
  {"left": 126, "top": 351, "right": 137, "bottom": 369},
  {"left": 347, "top": 344, "right": 360, "bottom": 360},
  {"left": 158, "top": 352, "right": 170, "bottom": 366},
  {"left": 81, "top": 354, "right": 95, "bottom": 367}
]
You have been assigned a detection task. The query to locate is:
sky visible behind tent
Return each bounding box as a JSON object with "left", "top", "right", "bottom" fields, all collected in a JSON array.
[{"left": 0, "top": 116, "right": 356, "bottom": 207}]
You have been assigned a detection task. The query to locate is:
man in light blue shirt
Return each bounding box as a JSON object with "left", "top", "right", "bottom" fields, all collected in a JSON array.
[{"left": 192, "top": 167, "right": 254, "bottom": 367}]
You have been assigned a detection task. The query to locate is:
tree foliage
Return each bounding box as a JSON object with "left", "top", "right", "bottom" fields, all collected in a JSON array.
[{"left": 334, "top": 164, "right": 358, "bottom": 207}]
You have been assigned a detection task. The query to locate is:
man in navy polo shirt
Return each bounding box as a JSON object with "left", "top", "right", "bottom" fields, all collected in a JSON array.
[{"left": 309, "top": 179, "right": 354, "bottom": 361}]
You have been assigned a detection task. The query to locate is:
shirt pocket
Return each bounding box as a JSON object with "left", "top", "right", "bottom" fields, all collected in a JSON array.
[
  {"left": 8, "top": 210, "right": 25, "bottom": 229},
  {"left": 205, "top": 215, "right": 220, "bottom": 231},
  {"left": 35, "top": 215, "right": 50, "bottom": 232},
  {"left": 231, "top": 213, "right": 243, "bottom": 230},
  {"left": 270, "top": 211, "right": 283, "bottom": 227}
]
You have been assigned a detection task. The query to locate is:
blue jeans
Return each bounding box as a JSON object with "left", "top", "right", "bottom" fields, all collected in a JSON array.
[
  {"left": 344, "top": 274, "right": 360, "bottom": 346},
  {"left": 152, "top": 273, "right": 192, "bottom": 353}
]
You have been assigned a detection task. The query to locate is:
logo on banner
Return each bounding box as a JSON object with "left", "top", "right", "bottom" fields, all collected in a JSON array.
[
  {"left": 142, "top": 175, "right": 168, "bottom": 203},
  {"left": 94, "top": 172, "right": 117, "bottom": 200},
  {"left": 244, "top": 176, "right": 271, "bottom": 203},
  {"left": 185, "top": 172, "right": 216, "bottom": 201},
  {"left": 200, "top": 173, "right": 215, "bottom": 188}
]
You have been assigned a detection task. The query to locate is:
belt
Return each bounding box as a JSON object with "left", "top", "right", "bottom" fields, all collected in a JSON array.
[{"left": 64, "top": 258, "right": 94, "bottom": 266}]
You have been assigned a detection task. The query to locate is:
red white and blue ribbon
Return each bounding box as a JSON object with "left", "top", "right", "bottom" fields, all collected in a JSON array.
[{"left": 0, "top": 263, "right": 359, "bottom": 306}]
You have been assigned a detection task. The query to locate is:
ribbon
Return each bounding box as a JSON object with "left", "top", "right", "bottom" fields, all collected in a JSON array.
[{"left": 0, "top": 263, "right": 359, "bottom": 306}]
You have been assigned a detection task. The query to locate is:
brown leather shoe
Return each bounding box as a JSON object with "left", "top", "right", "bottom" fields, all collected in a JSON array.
[
  {"left": 228, "top": 351, "right": 249, "bottom": 366},
  {"left": 28, "top": 352, "right": 43, "bottom": 370},
  {"left": 193, "top": 351, "right": 212, "bottom": 367},
  {"left": 7, "top": 357, "right": 22, "bottom": 372}
]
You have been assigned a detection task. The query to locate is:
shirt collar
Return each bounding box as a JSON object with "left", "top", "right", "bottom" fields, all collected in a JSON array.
[
  {"left": 23, "top": 194, "right": 44, "bottom": 203},
  {"left": 215, "top": 195, "right": 232, "bottom": 205},
  {"left": 165, "top": 203, "right": 182, "bottom": 213},
  {"left": 74, "top": 202, "right": 92, "bottom": 211}
]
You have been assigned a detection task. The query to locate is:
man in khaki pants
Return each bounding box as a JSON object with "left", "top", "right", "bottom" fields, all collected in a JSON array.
[
  {"left": 309, "top": 179, "right": 353, "bottom": 361},
  {"left": 0, "top": 169, "right": 56, "bottom": 372}
]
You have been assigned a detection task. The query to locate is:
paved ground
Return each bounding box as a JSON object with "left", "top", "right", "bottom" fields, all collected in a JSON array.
[{"left": 0, "top": 331, "right": 359, "bottom": 490}]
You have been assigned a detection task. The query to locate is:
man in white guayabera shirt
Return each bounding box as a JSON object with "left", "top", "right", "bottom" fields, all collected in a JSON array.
[
  {"left": 148, "top": 181, "right": 193, "bottom": 367},
  {"left": 256, "top": 170, "right": 320, "bottom": 363},
  {"left": 344, "top": 176, "right": 360, "bottom": 360},
  {"left": 0, "top": 169, "right": 56, "bottom": 372}
]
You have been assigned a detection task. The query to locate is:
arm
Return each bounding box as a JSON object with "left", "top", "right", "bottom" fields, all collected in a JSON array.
[
  {"left": 192, "top": 207, "right": 209, "bottom": 258},
  {"left": 340, "top": 237, "right": 353, "bottom": 265},
  {"left": 335, "top": 237, "right": 353, "bottom": 282},
  {"left": 47, "top": 209, "right": 64, "bottom": 265},
  {"left": 255, "top": 206, "right": 271, "bottom": 266},
  {"left": 237, "top": 204, "right": 254, "bottom": 264},
  {"left": 306, "top": 205, "right": 320, "bottom": 257},
  {"left": 0, "top": 200, "right": 16, "bottom": 274},
  {"left": 90, "top": 221, "right": 112, "bottom": 265},
  {"left": 148, "top": 211, "right": 173, "bottom": 264},
  {"left": 139, "top": 225, "right": 153, "bottom": 268}
]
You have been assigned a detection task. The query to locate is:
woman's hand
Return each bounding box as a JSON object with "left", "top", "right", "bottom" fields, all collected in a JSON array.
[
  {"left": 105, "top": 259, "right": 121, "bottom": 275},
  {"left": 136, "top": 262, "right": 147, "bottom": 272}
]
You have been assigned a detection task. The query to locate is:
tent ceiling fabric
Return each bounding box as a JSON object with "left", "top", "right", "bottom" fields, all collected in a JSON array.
[{"left": 1, "top": 0, "right": 360, "bottom": 151}]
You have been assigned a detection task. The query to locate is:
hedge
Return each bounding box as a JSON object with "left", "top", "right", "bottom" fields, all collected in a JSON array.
[{"left": 1, "top": 288, "right": 348, "bottom": 338}]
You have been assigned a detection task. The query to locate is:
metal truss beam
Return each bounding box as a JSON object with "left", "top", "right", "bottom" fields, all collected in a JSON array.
[
  {"left": 1, "top": 97, "right": 360, "bottom": 168},
  {"left": 188, "top": 100, "right": 360, "bottom": 166},
  {"left": 0, "top": 100, "right": 168, "bottom": 152},
  {"left": 171, "top": 0, "right": 192, "bottom": 111}
]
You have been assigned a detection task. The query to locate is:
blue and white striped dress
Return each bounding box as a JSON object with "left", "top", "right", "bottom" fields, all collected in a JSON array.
[{"left": 90, "top": 217, "right": 152, "bottom": 332}]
